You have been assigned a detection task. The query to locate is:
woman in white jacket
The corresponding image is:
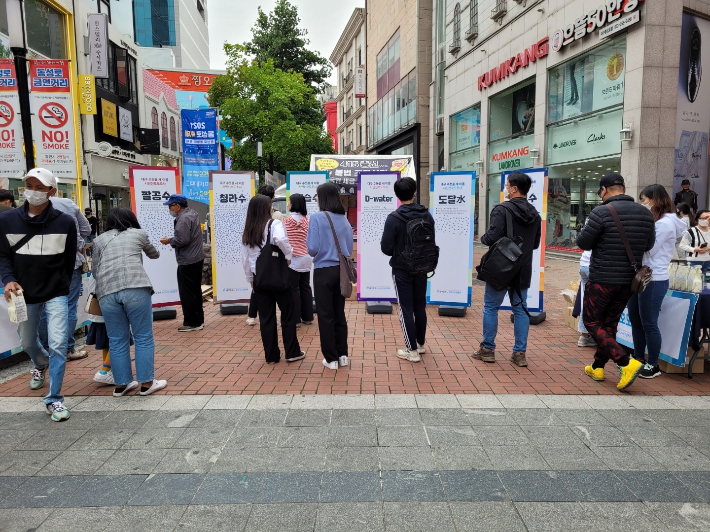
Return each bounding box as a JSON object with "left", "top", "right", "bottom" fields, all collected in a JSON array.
[
  {"left": 679, "top": 209, "right": 710, "bottom": 271},
  {"left": 628, "top": 185, "right": 687, "bottom": 379}
]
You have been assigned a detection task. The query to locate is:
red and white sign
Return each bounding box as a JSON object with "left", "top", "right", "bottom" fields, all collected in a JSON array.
[
  {"left": 355, "top": 67, "right": 366, "bottom": 98},
  {"left": 478, "top": 38, "right": 549, "bottom": 91},
  {"left": 0, "top": 60, "right": 26, "bottom": 177},
  {"left": 29, "top": 59, "right": 77, "bottom": 178}
]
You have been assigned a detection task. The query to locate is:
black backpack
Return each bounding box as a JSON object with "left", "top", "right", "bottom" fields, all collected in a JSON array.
[
  {"left": 391, "top": 211, "right": 439, "bottom": 277},
  {"left": 254, "top": 220, "right": 289, "bottom": 292}
]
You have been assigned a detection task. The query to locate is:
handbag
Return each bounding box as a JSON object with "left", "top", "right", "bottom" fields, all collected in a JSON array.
[
  {"left": 254, "top": 220, "right": 290, "bottom": 292},
  {"left": 324, "top": 212, "right": 356, "bottom": 298},
  {"left": 84, "top": 292, "right": 102, "bottom": 316},
  {"left": 606, "top": 203, "right": 653, "bottom": 293}
]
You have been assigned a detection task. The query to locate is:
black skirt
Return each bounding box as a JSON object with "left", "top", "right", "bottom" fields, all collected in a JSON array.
[{"left": 86, "top": 323, "right": 133, "bottom": 350}]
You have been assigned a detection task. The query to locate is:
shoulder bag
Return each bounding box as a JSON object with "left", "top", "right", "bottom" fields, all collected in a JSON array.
[
  {"left": 85, "top": 231, "right": 122, "bottom": 316},
  {"left": 324, "top": 212, "right": 356, "bottom": 298},
  {"left": 254, "top": 220, "right": 290, "bottom": 292},
  {"left": 606, "top": 203, "right": 652, "bottom": 293}
]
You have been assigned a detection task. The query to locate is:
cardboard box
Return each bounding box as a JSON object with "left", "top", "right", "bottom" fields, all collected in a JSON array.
[
  {"left": 659, "top": 347, "right": 705, "bottom": 374},
  {"left": 347, "top": 283, "right": 357, "bottom": 301},
  {"left": 564, "top": 306, "right": 579, "bottom": 332}
]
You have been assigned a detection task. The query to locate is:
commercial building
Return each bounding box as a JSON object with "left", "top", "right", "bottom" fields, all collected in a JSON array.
[
  {"left": 439, "top": 0, "right": 704, "bottom": 250},
  {"left": 331, "top": 7, "right": 367, "bottom": 156}
]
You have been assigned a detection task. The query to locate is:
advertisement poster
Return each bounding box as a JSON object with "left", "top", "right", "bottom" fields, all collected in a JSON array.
[
  {"left": 129, "top": 166, "right": 181, "bottom": 307},
  {"left": 29, "top": 59, "right": 77, "bottom": 178},
  {"left": 617, "top": 291, "right": 698, "bottom": 366},
  {"left": 209, "top": 171, "right": 254, "bottom": 304},
  {"left": 675, "top": 13, "right": 710, "bottom": 207},
  {"left": 427, "top": 172, "right": 476, "bottom": 307},
  {"left": 182, "top": 108, "right": 219, "bottom": 204},
  {"left": 0, "top": 60, "right": 25, "bottom": 178},
  {"left": 311, "top": 155, "right": 414, "bottom": 195},
  {"left": 119, "top": 107, "right": 133, "bottom": 142},
  {"left": 357, "top": 171, "right": 400, "bottom": 301},
  {"left": 500, "top": 168, "right": 547, "bottom": 312},
  {"left": 286, "top": 171, "right": 329, "bottom": 215}
]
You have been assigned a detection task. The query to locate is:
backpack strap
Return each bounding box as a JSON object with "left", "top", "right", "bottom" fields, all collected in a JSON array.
[
  {"left": 496, "top": 202, "right": 515, "bottom": 241},
  {"left": 324, "top": 212, "right": 346, "bottom": 257},
  {"left": 390, "top": 211, "right": 407, "bottom": 224}
]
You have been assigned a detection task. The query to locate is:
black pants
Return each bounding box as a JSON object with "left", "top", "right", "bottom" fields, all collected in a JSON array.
[
  {"left": 177, "top": 260, "right": 205, "bottom": 327},
  {"left": 289, "top": 269, "right": 314, "bottom": 324},
  {"left": 583, "top": 282, "right": 633, "bottom": 367},
  {"left": 392, "top": 268, "right": 428, "bottom": 350},
  {"left": 253, "top": 287, "right": 301, "bottom": 363},
  {"left": 313, "top": 266, "right": 348, "bottom": 363},
  {"left": 248, "top": 291, "right": 258, "bottom": 319}
]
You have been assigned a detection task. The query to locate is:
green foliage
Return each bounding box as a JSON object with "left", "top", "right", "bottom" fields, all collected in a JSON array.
[{"left": 209, "top": 44, "right": 334, "bottom": 174}]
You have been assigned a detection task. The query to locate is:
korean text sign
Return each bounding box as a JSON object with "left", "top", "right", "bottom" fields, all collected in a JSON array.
[
  {"left": 182, "top": 109, "right": 219, "bottom": 204},
  {"left": 0, "top": 59, "right": 25, "bottom": 177},
  {"left": 286, "top": 171, "right": 329, "bottom": 215}
]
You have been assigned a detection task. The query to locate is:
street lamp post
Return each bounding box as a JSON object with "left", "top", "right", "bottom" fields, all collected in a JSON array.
[
  {"left": 257, "top": 141, "right": 263, "bottom": 188},
  {"left": 6, "top": 0, "right": 34, "bottom": 172}
]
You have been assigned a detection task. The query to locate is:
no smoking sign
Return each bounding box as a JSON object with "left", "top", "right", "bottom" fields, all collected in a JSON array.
[
  {"left": 38, "top": 102, "right": 68, "bottom": 128},
  {"left": 0, "top": 101, "right": 14, "bottom": 128}
]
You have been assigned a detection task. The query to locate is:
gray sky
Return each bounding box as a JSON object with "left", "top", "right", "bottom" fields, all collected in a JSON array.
[{"left": 209, "top": 0, "right": 364, "bottom": 86}]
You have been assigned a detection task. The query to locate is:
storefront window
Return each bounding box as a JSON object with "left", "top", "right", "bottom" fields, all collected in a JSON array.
[
  {"left": 26, "top": 0, "right": 67, "bottom": 59},
  {"left": 367, "top": 72, "right": 417, "bottom": 147},
  {"left": 0, "top": 0, "right": 9, "bottom": 40},
  {"left": 489, "top": 78, "right": 536, "bottom": 141},
  {"left": 450, "top": 105, "right": 481, "bottom": 153}
]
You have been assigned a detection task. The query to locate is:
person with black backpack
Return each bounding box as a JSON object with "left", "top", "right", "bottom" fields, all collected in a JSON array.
[
  {"left": 473, "top": 172, "right": 541, "bottom": 368},
  {"left": 381, "top": 177, "right": 438, "bottom": 362}
]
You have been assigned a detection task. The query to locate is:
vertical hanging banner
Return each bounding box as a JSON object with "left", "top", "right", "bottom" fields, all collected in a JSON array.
[
  {"left": 0, "top": 59, "right": 25, "bottom": 177},
  {"left": 78, "top": 74, "right": 97, "bottom": 115},
  {"left": 427, "top": 172, "right": 476, "bottom": 307},
  {"left": 129, "top": 166, "right": 181, "bottom": 307},
  {"left": 286, "top": 171, "right": 329, "bottom": 215},
  {"left": 29, "top": 59, "right": 77, "bottom": 178},
  {"left": 88, "top": 13, "right": 109, "bottom": 79},
  {"left": 209, "top": 171, "right": 255, "bottom": 304},
  {"left": 182, "top": 108, "right": 219, "bottom": 204},
  {"left": 500, "top": 168, "right": 548, "bottom": 312},
  {"left": 357, "top": 171, "right": 400, "bottom": 301}
]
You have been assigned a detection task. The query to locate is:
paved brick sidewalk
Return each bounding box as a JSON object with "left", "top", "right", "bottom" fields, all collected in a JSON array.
[{"left": 1, "top": 257, "right": 708, "bottom": 397}]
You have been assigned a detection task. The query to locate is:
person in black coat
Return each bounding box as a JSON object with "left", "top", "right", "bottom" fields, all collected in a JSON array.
[
  {"left": 673, "top": 179, "right": 698, "bottom": 213},
  {"left": 576, "top": 173, "right": 655, "bottom": 391},
  {"left": 472, "top": 172, "right": 541, "bottom": 368}
]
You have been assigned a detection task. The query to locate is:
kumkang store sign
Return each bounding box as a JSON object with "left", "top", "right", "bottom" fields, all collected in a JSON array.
[{"left": 478, "top": 38, "right": 549, "bottom": 91}]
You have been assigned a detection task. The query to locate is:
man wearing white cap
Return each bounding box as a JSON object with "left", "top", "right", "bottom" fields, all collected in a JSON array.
[{"left": 0, "top": 168, "right": 78, "bottom": 421}]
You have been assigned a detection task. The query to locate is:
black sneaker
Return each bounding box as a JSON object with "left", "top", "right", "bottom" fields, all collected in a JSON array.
[{"left": 638, "top": 363, "right": 661, "bottom": 379}]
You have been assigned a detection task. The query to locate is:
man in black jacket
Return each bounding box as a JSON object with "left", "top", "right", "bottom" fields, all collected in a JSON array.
[
  {"left": 674, "top": 179, "right": 698, "bottom": 213},
  {"left": 381, "top": 177, "right": 436, "bottom": 363},
  {"left": 576, "top": 173, "right": 655, "bottom": 391},
  {"left": 472, "top": 172, "right": 541, "bottom": 367}
]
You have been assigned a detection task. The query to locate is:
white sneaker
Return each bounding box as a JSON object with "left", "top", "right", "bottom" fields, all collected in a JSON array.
[
  {"left": 139, "top": 379, "right": 168, "bottom": 396},
  {"left": 339, "top": 356, "right": 349, "bottom": 367},
  {"left": 113, "top": 381, "right": 139, "bottom": 397},
  {"left": 93, "top": 370, "right": 115, "bottom": 385},
  {"left": 577, "top": 335, "right": 597, "bottom": 347},
  {"left": 417, "top": 345, "right": 426, "bottom": 355},
  {"left": 397, "top": 349, "right": 421, "bottom": 362},
  {"left": 246, "top": 317, "right": 257, "bottom": 326},
  {"left": 322, "top": 359, "right": 338, "bottom": 370}
]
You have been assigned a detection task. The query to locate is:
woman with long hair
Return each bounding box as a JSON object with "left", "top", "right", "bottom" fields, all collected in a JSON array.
[
  {"left": 242, "top": 195, "right": 304, "bottom": 364},
  {"left": 92, "top": 208, "right": 166, "bottom": 396},
  {"left": 628, "top": 185, "right": 687, "bottom": 379},
  {"left": 307, "top": 183, "right": 354, "bottom": 370},
  {"left": 283, "top": 193, "right": 314, "bottom": 327}
]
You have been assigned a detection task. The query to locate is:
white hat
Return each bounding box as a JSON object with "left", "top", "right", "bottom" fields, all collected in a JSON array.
[{"left": 23, "top": 168, "right": 57, "bottom": 189}]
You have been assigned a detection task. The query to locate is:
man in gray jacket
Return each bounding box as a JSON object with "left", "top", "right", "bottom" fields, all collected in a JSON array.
[{"left": 160, "top": 194, "right": 205, "bottom": 331}]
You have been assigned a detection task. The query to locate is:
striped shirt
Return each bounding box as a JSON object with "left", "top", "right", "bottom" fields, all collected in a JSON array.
[{"left": 284, "top": 214, "right": 309, "bottom": 257}]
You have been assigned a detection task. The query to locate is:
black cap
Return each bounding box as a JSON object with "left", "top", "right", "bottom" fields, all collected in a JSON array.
[
  {"left": 597, "top": 172, "right": 625, "bottom": 195},
  {"left": 682, "top": 179, "right": 691, "bottom": 185}
]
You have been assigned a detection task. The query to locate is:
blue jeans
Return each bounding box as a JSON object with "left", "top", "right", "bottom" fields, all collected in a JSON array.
[
  {"left": 482, "top": 284, "right": 529, "bottom": 353},
  {"left": 100, "top": 288, "right": 155, "bottom": 386},
  {"left": 40, "top": 267, "right": 82, "bottom": 351},
  {"left": 688, "top": 261, "right": 710, "bottom": 274},
  {"left": 85, "top": 235, "right": 96, "bottom": 256},
  {"left": 627, "top": 279, "right": 668, "bottom": 366},
  {"left": 17, "top": 296, "right": 68, "bottom": 404}
]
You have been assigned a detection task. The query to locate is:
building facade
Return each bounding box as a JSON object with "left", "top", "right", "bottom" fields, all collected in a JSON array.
[
  {"left": 367, "top": 0, "right": 432, "bottom": 203},
  {"left": 331, "top": 8, "right": 367, "bottom": 156},
  {"left": 439, "top": 0, "right": 706, "bottom": 251}
]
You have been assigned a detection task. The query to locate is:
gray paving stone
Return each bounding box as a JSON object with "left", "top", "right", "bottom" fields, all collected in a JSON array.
[
  {"left": 498, "top": 471, "right": 574, "bottom": 502},
  {"left": 515, "top": 502, "right": 593, "bottom": 531},
  {"left": 175, "top": 504, "right": 251, "bottom": 531},
  {"left": 62, "top": 474, "right": 147, "bottom": 507},
  {"left": 325, "top": 447, "right": 380, "bottom": 472},
  {"left": 0, "top": 430, "right": 37, "bottom": 450},
  {"left": 537, "top": 445, "right": 609, "bottom": 471},
  {"left": 383, "top": 502, "right": 455, "bottom": 532},
  {"left": 95, "top": 449, "right": 168, "bottom": 475},
  {"left": 226, "top": 427, "right": 281, "bottom": 448},
  {"left": 474, "top": 425, "right": 530, "bottom": 446},
  {"left": 211, "top": 447, "right": 275, "bottom": 473},
  {"left": 37, "top": 506, "right": 120, "bottom": 531},
  {"left": 171, "top": 428, "right": 233, "bottom": 449},
  {"left": 449, "top": 501, "right": 526, "bottom": 531},
  {"left": 43, "top": 411, "right": 110, "bottom": 431},
  {"left": 440, "top": 470, "right": 508, "bottom": 501},
  {"left": 277, "top": 426, "right": 329, "bottom": 448},
  {"left": 623, "top": 425, "right": 686, "bottom": 447},
  {"left": 192, "top": 473, "right": 264, "bottom": 504},
  {"left": 553, "top": 409, "right": 611, "bottom": 426},
  {"left": 121, "top": 427, "right": 186, "bottom": 449},
  {"left": 0, "top": 451, "right": 60, "bottom": 476},
  {"left": 644, "top": 502, "right": 710, "bottom": 530},
  {"left": 381, "top": 471, "right": 445, "bottom": 502},
  {"left": 522, "top": 426, "right": 588, "bottom": 449},
  {"left": 0, "top": 508, "right": 53, "bottom": 532},
  {"left": 464, "top": 409, "right": 517, "bottom": 426},
  {"left": 0, "top": 477, "right": 26, "bottom": 503},
  {"left": 284, "top": 409, "right": 332, "bottom": 426},
  {"left": 432, "top": 446, "right": 493, "bottom": 470},
  {"left": 0, "top": 412, "right": 49, "bottom": 431},
  {"left": 580, "top": 502, "right": 664, "bottom": 531},
  {"left": 616, "top": 471, "right": 704, "bottom": 502},
  {"left": 570, "top": 425, "right": 636, "bottom": 447},
  {"left": 419, "top": 408, "right": 471, "bottom": 426},
  {"left": 316, "top": 502, "right": 384, "bottom": 532},
  {"left": 330, "top": 409, "right": 377, "bottom": 426},
  {"left": 36, "top": 450, "right": 115, "bottom": 476},
  {"left": 104, "top": 504, "right": 187, "bottom": 532},
  {"left": 377, "top": 426, "right": 428, "bottom": 447},
  {"left": 592, "top": 446, "right": 666, "bottom": 471},
  {"left": 484, "top": 445, "right": 551, "bottom": 471},
  {"left": 0, "top": 475, "right": 87, "bottom": 508},
  {"left": 320, "top": 471, "right": 381, "bottom": 502},
  {"left": 238, "top": 409, "right": 288, "bottom": 427},
  {"left": 598, "top": 409, "right": 657, "bottom": 426},
  {"left": 128, "top": 473, "right": 205, "bottom": 505},
  {"left": 328, "top": 426, "right": 378, "bottom": 447},
  {"left": 375, "top": 409, "right": 421, "bottom": 426},
  {"left": 425, "top": 426, "right": 479, "bottom": 446},
  {"left": 188, "top": 409, "right": 243, "bottom": 429},
  {"left": 643, "top": 446, "right": 710, "bottom": 471},
  {"left": 378, "top": 447, "right": 436, "bottom": 471},
  {"left": 21, "top": 430, "right": 87, "bottom": 451},
  {"left": 268, "top": 447, "right": 327, "bottom": 472},
  {"left": 94, "top": 410, "right": 154, "bottom": 430},
  {"left": 648, "top": 409, "right": 710, "bottom": 427},
  {"left": 255, "top": 472, "right": 321, "bottom": 503},
  {"left": 68, "top": 428, "right": 136, "bottom": 451},
  {"left": 153, "top": 448, "right": 221, "bottom": 474},
  {"left": 146, "top": 410, "right": 198, "bottom": 428},
  {"left": 507, "top": 409, "right": 564, "bottom": 426},
  {"left": 668, "top": 426, "right": 710, "bottom": 446},
  {"left": 246, "top": 503, "right": 317, "bottom": 532},
  {"left": 557, "top": 471, "right": 638, "bottom": 502},
  {"left": 676, "top": 471, "right": 710, "bottom": 502}
]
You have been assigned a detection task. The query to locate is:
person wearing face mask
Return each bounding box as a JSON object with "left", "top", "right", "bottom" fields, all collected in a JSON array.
[
  {"left": 576, "top": 173, "right": 655, "bottom": 391},
  {"left": 675, "top": 203, "right": 693, "bottom": 259},
  {"left": 679, "top": 209, "right": 710, "bottom": 273},
  {"left": 159, "top": 194, "right": 205, "bottom": 332},
  {"left": 0, "top": 168, "right": 78, "bottom": 421}
]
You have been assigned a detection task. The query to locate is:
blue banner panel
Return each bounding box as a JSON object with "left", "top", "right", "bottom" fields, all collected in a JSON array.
[{"left": 182, "top": 108, "right": 218, "bottom": 203}]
